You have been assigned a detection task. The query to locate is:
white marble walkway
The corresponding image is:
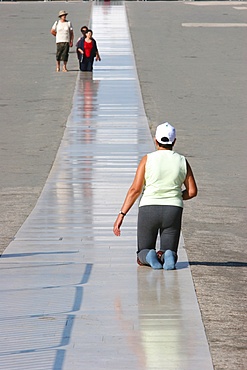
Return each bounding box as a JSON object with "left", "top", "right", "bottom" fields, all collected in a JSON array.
[{"left": 0, "top": 2, "right": 213, "bottom": 369}]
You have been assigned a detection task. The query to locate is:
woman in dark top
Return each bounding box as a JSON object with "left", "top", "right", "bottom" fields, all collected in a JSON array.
[{"left": 77, "top": 29, "right": 101, "bottom": 72}]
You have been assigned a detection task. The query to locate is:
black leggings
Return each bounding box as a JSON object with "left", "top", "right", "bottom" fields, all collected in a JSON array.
[{"left": 137, "top": 205, "right": 183, "bottom": 265}]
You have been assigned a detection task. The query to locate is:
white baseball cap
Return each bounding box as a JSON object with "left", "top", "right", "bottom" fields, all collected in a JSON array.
[{"left": 155, "top": 122, "right": 176, "bottom": 145}]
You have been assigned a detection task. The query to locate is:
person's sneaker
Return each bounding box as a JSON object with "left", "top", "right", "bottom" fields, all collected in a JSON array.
[
  {"left": 163, "top": 250, "right": 176, "bottom": 270},
  {"left": 146, "top": 250, "right": 163, "bottom": 269}
]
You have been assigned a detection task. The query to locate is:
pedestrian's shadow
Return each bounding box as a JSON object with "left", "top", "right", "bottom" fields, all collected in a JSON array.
[
  {"left": 0, "top": 251, "right": 78, "bottom": 258},
  {"left": 175, "top": 261, "right": 189, "bottom": 269},
  {"left": 189, "top": 261, "right": 247, "bottom": 267},
  {"left": 67, "top": 69, "right": 80, "bottom": 72}
]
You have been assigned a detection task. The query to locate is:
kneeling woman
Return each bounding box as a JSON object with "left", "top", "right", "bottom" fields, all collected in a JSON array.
[
  {"left": 77, "top": 29, "right": 101, "bottom": 72},
  {"left": 113, "top": 122, "right": 198, "bottom": 270}
]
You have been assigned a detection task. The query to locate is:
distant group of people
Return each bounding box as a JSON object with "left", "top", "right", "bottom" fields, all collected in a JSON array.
[
  {"left": 76, "top": 25, "right": 101, "bottom": 72},
  {"left": 50, "top": 10, "right": 101, "bottom": 72}
]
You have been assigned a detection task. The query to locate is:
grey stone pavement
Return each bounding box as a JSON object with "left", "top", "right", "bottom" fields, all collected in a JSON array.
[{"left": 0, "top": 1, "right": 246, "bottom": 369}]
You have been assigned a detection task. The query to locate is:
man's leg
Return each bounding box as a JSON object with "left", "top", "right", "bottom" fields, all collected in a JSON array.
[
  {"left": 61, "top": 43, "right": 69, "bottom": 72},
  {"left": 63, "top": 62, "right": 68, "bottom": 72},
  {"left": 56, "top": 43, "right": 63, "bottom": 72}
]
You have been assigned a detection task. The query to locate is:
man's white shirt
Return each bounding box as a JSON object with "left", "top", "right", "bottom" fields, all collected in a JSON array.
[{"left": 52, "top": 20, "right": 73, "bottom": 43}]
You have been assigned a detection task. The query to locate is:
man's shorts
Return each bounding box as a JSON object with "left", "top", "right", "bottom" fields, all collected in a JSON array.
[{"left": 56, "top": 42, "right": 70, "bottom": 62}]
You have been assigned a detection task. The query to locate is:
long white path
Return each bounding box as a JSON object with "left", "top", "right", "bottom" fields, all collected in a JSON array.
[{"left": 0, "top": 2, "right": 213, "bottom": 369}]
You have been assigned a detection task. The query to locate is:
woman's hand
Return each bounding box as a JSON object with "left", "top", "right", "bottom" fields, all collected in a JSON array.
[{"left": 113, "top": 214, "right": 124, "bottom": 236}]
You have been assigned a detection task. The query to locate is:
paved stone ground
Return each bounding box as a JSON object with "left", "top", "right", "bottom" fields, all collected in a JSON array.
[{"left": 0, "top": 2, "right": 246, "bottom": 370}]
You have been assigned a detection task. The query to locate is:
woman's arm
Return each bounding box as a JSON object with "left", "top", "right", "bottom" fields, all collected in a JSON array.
[
  {"left": 93, "top": 39, "right": 101, "bottom": 61},
  {"left": 77, "top": 37, "right": 84, "bottom": 52},
  {"left": 182, "top": 160, "right": 198, "bottom": 200},
  {"left": 95, "top": 51, "right": 101, "bottom": 61},
  {"left": 113, "top": 156, "right": 147, "bottom": 236},
  {"left": 77, "top": 37, "right": 84, "bottom": 58}
]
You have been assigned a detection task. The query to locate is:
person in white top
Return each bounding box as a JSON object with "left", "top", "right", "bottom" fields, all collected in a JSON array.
[
  {"left": 50, "top": 10, "right": 74, "bottom": 72},
  {"left": 113, "top": 122, "right": 197, "bottom": 270}
]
